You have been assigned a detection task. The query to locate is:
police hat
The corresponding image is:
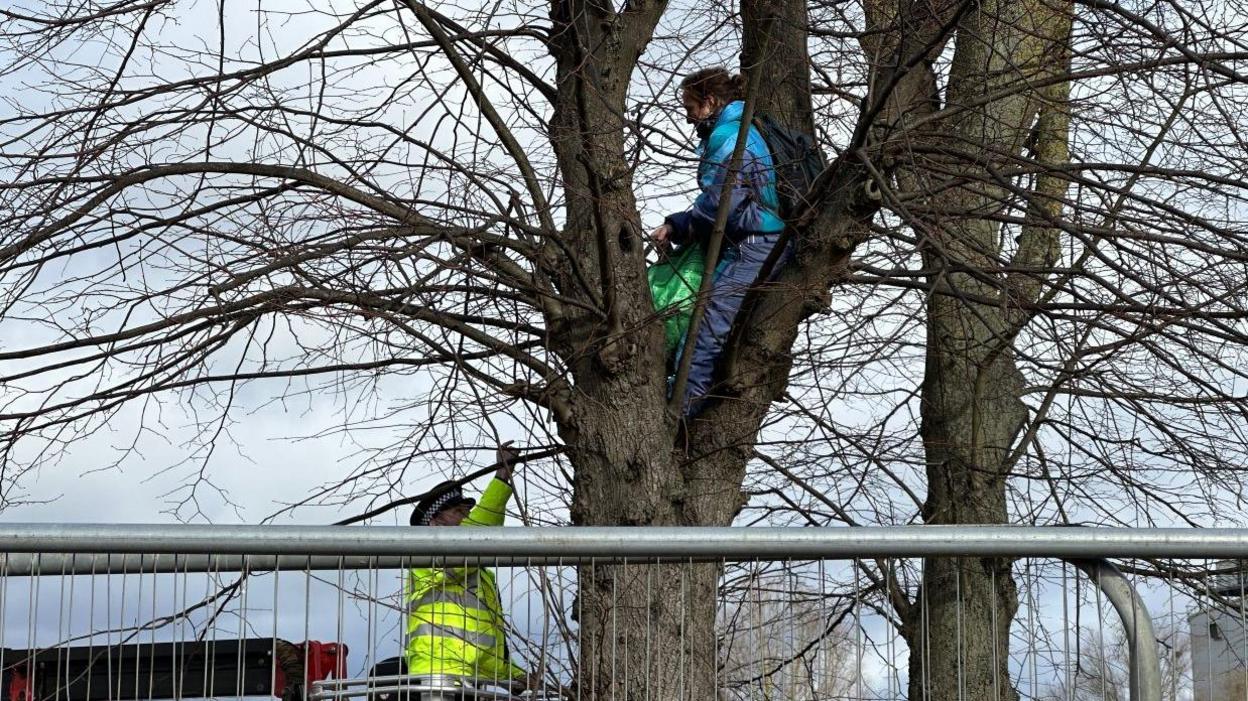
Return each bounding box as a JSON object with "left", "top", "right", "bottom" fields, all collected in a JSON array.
[{"left": 409, "top": 480, "right": 476, "bottom": 526}]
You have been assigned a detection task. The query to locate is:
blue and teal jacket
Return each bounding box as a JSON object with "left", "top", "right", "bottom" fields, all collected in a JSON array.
[{"left": 664, "top": 100, "right": 786, "bottom": 244}]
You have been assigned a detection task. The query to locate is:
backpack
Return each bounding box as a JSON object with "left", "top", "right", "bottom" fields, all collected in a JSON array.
[{"left": 752, "top": 113, "right": 826, "bottom": 222}]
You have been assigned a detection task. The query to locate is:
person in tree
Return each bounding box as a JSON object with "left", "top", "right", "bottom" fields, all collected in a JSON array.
[
  {"left": 404, "top": 445, "right": 527, "bottom": 688},
  {"left": 651, "top": 66, "right": 786, "bottom": 416}
]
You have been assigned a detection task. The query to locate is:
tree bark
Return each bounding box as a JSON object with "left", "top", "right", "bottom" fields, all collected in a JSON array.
[
  {"left": 542, "top": 3, "right": 737, "bottom": 699},
  {"left": 905, "top": 1, "right": 1073, "bottom": 699}
]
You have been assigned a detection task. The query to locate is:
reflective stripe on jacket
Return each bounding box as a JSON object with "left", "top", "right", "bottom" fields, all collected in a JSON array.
[{"left": 404, "top": 478, "right": 523, "bottom": 681}]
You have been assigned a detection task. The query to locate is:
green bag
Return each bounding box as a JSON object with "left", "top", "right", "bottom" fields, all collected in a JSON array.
[{"left": 647, "top": 243, "right": 706, "bottom": 357}]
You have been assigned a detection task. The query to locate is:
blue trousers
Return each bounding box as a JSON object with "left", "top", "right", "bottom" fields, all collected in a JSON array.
[{"left": 680, "top": 232, "right": 786, "bottom": 416}]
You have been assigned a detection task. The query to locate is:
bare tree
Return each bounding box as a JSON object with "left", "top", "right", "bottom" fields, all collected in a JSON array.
[
  {"left": 6, "top": 0, "right": 1248, "bottom": 699},
  {"left": 1041, "top": 623, "right": 1191, "bottom": 701},
  {"left": 718, "top": 568, "right": 859, "bottom": 700}
]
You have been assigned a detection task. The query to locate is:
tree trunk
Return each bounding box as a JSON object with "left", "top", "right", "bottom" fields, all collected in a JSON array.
[
  {"left": 575, "top": 561, "right": 721, "bottom": 701},
  {"left": 904, "top": 1, "right": 1073, "bottom": 699},
  {"left": 909, "top": 297, "right": 1027, "bottom": 701},
  {"left": 542, "top": 3, "right": 742, "bottom": 699}
]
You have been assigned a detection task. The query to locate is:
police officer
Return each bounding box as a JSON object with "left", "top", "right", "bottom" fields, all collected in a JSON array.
[{"left": 404, "top": 445, "right": 526, "bottom": 690}]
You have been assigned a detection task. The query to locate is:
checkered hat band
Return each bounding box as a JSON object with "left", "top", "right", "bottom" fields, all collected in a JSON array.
[{"left": 421, "top": 491, "right": 461, "bottom": 525}]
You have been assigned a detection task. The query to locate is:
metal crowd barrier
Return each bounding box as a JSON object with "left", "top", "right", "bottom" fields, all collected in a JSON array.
[{"left": 3, "top": 525, "right": 1247, "bottom": 701}]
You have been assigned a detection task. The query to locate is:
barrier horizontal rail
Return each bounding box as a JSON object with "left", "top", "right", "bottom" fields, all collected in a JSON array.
[
  {"left": 0, "top": 553, "right": 411, "bottom": 576},
  {"left": 307, "top": 674, "right": 521, "bottom": 701},
  {"left": 1, "top": 524, "right": 1247, "bottom": 560}
]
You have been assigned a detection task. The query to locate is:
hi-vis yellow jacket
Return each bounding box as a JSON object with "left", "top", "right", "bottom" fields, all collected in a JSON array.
[{"left": 405, "top": 478, "right": 524, "bottom": 681}]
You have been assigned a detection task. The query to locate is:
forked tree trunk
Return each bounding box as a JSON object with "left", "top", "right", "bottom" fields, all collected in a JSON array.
[
  {"left": 542, "top": 2, "right": 736, "bottom": 698},
  {"left": 542, "top": 0, "right": 1071, "bottom": 698},
  {"left": 904, "top": 1, "right": 1073, "bottom": 699}
]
